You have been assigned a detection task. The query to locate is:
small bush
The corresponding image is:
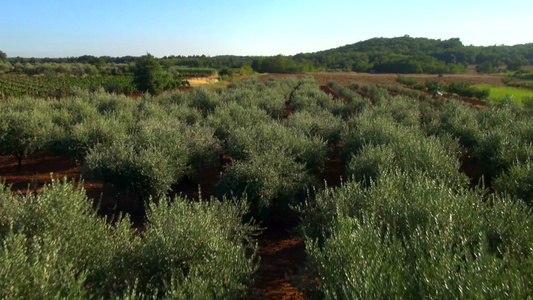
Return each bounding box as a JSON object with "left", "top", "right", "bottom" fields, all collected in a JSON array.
[
  {"left": 85, "top": 118, "right": 190, "bottom": 200},
  {"left": 346, "top": 137, "right": 465, "bottom": 187},
  {"left": 0, "top": 101, "right": 59, "bottom": 169},
  {"left": 285, "top": 110, "right": 344, "bottom": 144},
  {"left": 0, "top": 179, "right": 258, "bottom": 299},
  {"left": 493, "top": 160, "right": 533, "bottom": 206},
  {"left": 224, "top": 121, "right": 327, "bottom": 171},
  {"left": 395, "top": 75, "right": 419, "bottom": 87},
  {"left": 300, "top": 171, "right": 533, "bottom": 299},
  {"left": 216, "top": 150, "right": 313, "bottom": 224}
]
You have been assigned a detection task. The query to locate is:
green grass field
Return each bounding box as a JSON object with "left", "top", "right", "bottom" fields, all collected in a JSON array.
[{"left": 474, "top": 84, "right": 533, "bottom": 104}]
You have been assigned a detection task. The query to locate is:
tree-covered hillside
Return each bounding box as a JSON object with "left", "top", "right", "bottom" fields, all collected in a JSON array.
[
  {"left": 294, "top": 35, "right": 533, "bottom": 73},
  {"left": 2, "top": 36, "right": 532, "bottom": 75}
]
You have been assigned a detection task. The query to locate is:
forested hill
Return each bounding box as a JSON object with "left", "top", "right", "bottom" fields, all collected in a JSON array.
[
  {"left": 293, "top": 36, "right": 533, "bottom": 73},
  {"left": 3, "top": 36, "right": 532, "bottom": 75}
]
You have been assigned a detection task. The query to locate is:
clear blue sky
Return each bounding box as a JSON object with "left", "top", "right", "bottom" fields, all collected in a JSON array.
[{"left": 1, "top": 0, "right": 531, "bottom": 58}]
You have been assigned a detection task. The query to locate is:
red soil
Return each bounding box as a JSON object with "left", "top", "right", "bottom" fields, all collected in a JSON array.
[
  {"left": 248, "top": 230, "right": 307, "bottom": 300},
  {"left": 319, "top": 85, "right": 341, "bottom": 101}
]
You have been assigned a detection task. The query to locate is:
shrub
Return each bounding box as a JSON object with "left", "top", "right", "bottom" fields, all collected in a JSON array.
[
  {"left": 372, "top": 96, "right": 421, "bottom": 127},
  {"left": 182, "top": 124, "right": 222, "bottom": 170},
  {"left": 301, "top": 171, "right": 533, "bottom": 299},
  {"left": 68, "top": 115, "right": 129, "bottom": 159},
  {"left": 216, "top": 150, "right": 313, "bottom": 224},
  {"left": 473, "top": 125, "right": 533, "bottom": 179},
  {"left": 523, "top": 97, "right": 533, "bottom": 110},
  {"left": 493, "top": 160, "right": 533, "bottom": 206},
  {"left": 395, "top": 75, "right": 419, "bottom": 87},
  {"left": 224, "top": 122, "right": 327, "bottom": 171},
  {"left": 346, "top": 135, "right": 465, "bottom": 187},
  {"left": 188, "top": 87, "right": 220, "bottom": 117},
  {"left": 327, "top": 82, "right": 369, "bottom": 118},
  {"left": 341, "top": 113, "right": 415, "bottom": 160},
  {"left": 438, "top": 101, "right": 481, "bottom": 148},
  {"left": 289, "top": 81, "right": 342, "bottom": 114},
  {"left": 85, "top": 118, "right": 190, "bottom": 201},
  {"left": 0, "top": 179, "right": 258, "bottom": 299},
  {"left": 207, "top": 102, "right": 272, "bottom": 142},
  {"left": 0, "top": 102, "right": 58, "bottom": 169},
  {"left": 285, "top": 110, "right": 344, "bottom": 144}
]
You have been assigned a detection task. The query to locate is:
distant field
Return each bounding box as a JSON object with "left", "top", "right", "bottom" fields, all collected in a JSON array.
[
  {"left": 474, "top": 84, "right": 533, "bottom": 103},
  {"left": 260, "top": 72, "right": 506, "bottom": 87}
]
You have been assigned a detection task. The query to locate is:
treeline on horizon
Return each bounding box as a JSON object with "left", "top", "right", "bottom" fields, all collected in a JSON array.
[{"left": 2, "top": 36, "right": 533, "bottom": 75}]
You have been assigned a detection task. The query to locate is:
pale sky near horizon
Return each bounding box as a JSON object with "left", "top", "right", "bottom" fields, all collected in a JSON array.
[{"left": 1, "top": 0, "right": 532, "bottom": 58}]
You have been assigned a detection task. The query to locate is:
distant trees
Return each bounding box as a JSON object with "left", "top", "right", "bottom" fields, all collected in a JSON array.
[
  {"left": 133, "top": 53, "right": 171, "bottom": 94},
  {"left": 476, "top": 61, "right": 495, "bottom": 73},
  {"left": 293, "top": 36, "right": 533, "bottom": 74},
  {"left": 251, "top": 55, "right": 315, "bottom": 74},
  {"left": 239, "top": 64, "right": 254, "bottom": 75},
  {"left": 0, "top": 50, "right": 8, "bottom": 74},
  {"left": 218, "top": 67, "right": 234, "bottom": 77},
  {"left": 3, "top": 37, "right": 532, "bottom": 77}
]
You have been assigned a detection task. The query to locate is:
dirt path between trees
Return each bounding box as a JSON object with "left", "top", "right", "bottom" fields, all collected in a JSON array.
[{"left": 247, "top": 229, "right": 307, "bottom": 299}]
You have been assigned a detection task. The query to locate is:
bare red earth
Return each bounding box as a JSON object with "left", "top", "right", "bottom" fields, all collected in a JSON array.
[
  {"left": 247, "top": 230, "right": 307, "bottom": 300},
  {"left": 319, "top": 85, "right": 341, "bottom": 101}
]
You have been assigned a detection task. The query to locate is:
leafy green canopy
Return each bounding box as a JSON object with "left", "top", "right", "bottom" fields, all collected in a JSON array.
[
  {"left": 300, "top": 170, "right": 533, "bottom": 299},
  {"left": 0, "top": 179, "right": 258, "bottom": 299},
  {"left": 133, "top": 53, "right": 172, "bottom": 94}
]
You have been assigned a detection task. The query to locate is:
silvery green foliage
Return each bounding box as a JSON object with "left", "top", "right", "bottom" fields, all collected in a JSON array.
[
  {"left": 346, "top": 135, "right": 466, "bottom": 187},
  {"left": 86, "top": 117, "right": 190, "bottom": 199},
  {"left": 216, "top": 149, "right": 313, "bottom": 223},
  {"left": 0, "top": 97, "right": 59, "bottom": 167},
  {"left": 285, "top": 110, "right": 344, "bottom": 144},
  {"left": 225, "top": 121, "right": 327, "bottom": 171},
  {"left": 438, "top": 100, "right": 481, "bottom": 148},
  {"left": 301, "top": 171, "right": 533, "bottom": 299},
  {"left": 0, "top": 180, "right": 258, "bottom": 299},
  {"left": 493, "top": 160, "right": 533, "bottom": 206}
]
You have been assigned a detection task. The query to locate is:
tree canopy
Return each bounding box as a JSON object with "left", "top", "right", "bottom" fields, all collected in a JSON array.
[{"left": 133, "top": 53, "right": 171, "bottom": 94}]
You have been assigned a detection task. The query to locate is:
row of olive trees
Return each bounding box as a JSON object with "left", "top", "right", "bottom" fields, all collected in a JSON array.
[
  {"left": 298, "top": 86, "right": 533, "bottom": 298},
  {"left": 0, "top": 179, "right": 258, "bottom": 299},
  {"left": 0, "top": 77, "right": 337, "bottom": 225},
  {"left": 2, "top": 77, "right": 532, "bottom": 298}
]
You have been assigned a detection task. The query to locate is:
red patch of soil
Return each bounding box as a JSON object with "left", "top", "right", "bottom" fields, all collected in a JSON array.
[
  {"left": 0, "top": 152, "right": 81, "bottom": 193},
  {"left": 248, "top": 229, "right": 307, "bottom": 300},
  {"left": 170, "top": 165, "right": 221, "bottom": 201},
  {"left": 318, "top": 145, "right": 346, "bottom": 188},
  {"left": 177, "top": 86, "right": 193, "bottom": 92},
  {"left": 319, "top": 85, "right": 341, "bottom": 101},
  {"left": 459, "top": 151, "right": 492, "bottom": 189},
  {"left": 127, "top": 93, "right": 143, "bottom": 99}
]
